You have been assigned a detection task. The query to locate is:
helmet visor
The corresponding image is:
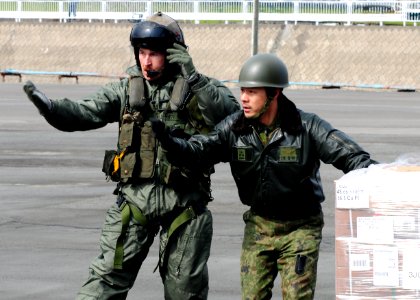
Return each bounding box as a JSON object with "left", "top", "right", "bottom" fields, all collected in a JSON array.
[{"left": 131, "top": 21, "right": 178, "bottom": 51}]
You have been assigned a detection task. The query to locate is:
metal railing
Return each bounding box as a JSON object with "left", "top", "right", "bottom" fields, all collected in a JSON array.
[{"left": 0, "top": 0, "right": 419, "bottom": 25}]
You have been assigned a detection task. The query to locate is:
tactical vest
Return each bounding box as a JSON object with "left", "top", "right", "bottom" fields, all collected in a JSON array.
[{"left": 102, "top": 75, "right": 212, "bottom": 191}]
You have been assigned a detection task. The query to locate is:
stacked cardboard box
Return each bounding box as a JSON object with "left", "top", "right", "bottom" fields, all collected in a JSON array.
[{"left": 335, "top": 164, "right": 420, "bottom": 299}]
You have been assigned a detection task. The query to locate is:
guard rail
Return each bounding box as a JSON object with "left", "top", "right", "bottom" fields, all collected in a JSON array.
[{"left": 0, "top": 0, "right": 419, "bottom": 25}]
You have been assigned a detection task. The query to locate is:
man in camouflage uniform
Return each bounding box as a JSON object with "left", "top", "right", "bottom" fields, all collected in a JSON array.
[
  {"left": 152, "top": 53, "right": 378, "bottom": 299},
  {"left": 23, "top": 12, "right": 239, "bottom": 300}
]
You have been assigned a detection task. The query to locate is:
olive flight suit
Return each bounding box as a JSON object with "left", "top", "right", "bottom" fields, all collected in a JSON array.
[{"left": 39, "top": 65, "right": 239, "bottom": 300}]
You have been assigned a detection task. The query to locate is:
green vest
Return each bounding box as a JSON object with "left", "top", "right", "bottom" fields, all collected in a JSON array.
[{"left": 103, "top": 75, "right": 212, "bottom": 189}]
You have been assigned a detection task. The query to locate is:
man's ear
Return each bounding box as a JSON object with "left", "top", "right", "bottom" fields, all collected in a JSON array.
[{"left": 274, "top": 88, "right": 283, "bottom": 100}]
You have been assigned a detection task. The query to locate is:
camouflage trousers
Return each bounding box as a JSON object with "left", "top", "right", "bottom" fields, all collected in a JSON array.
[
  {"left": 240, "top": 210, "right": 324, "bottom": 300},
  {"left": 76, "top": 202, "right": 213, "bottom": 300}
]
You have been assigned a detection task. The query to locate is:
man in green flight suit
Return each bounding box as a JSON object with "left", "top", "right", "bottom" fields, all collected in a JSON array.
[{"left": 23, "top": 12, "right": 240, "bottom": 300}]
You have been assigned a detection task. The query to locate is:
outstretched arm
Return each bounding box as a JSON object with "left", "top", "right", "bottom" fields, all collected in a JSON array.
[
  {"left": 23, "top": 81, "right": 53, "bottom": 116},
  {"left": 23, "top": 80, "right": 124, "bottom": 132},
  {"left": 151, "top": 117, "right": 228, "bottom": 170},
  {"left": 309, "top": 113, "right": 378, "bottom": 173}
]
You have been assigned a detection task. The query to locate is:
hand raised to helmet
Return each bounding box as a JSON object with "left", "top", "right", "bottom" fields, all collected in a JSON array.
[
  {"left": 23, "top": 81, "right": 53, "bottom": 116},
  {"left": 167, "top": 43, "right": 199, "bottom": 83}
]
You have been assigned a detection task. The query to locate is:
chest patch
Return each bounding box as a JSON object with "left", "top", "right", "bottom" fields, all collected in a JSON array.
[
  {"left": 232, "top": 146, "right": 253, "bottom": 162},
  {"left": 279, "top": 146, "right": 300, "bottom": 162}
]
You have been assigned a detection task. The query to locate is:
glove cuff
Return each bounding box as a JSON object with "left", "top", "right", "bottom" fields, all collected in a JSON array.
[
  {"left": 33, "top": 90, "right": 53, "bottom": 116},
  {"left": 187, "top": 72, "right": 201, "bottom": 86}
]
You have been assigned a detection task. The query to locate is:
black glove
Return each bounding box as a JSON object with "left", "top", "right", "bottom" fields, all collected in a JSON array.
[
  {"left": 150, "top": 118, "right": 200, "bottom": 170},
  {"left": 150, "top": 118, "right": 188, "bottom": 154},
  {"left": 150, "top": 118, "right": 175, "bottom": 150},
  {"left": 23, "top": 81, "right": 53, "bottom": 116},
  {"left": 150, "top": 117, "right": 167, "bottom": 140}
]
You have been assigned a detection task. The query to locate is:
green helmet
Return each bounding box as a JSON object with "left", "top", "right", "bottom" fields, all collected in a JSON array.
[
  {"left": 238, "top": 53, "right": 289, "bottom": 88},
  {"left": 130, "top": 12, "right": 186, "bottom": 52}
]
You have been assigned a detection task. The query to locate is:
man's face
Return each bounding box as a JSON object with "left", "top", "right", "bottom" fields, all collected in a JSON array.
[
  {"left": 240, "top": 87, "right": 267, "bottom": 119},
  {"left": 138, "top": 48, "right": 166, "bottom": 81}
]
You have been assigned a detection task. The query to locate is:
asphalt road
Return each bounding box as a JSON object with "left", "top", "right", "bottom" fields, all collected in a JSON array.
[{"left": 1, "top": 82, "right": 419, "bottom": 299}]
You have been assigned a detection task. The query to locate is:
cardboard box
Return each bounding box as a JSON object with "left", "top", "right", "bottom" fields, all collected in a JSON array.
[
  {"left": 336, "top": 237, "right": 420, "bottom": 299},
  {"left": 335, "top": 163, "right": 420, "bottom": 299},
  {"left": 336, "top": 208, "right": 420, "bottom": 240}
]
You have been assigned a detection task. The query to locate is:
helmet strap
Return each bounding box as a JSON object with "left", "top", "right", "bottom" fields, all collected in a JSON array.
[
  {"left": 134, "top": 48, "right": 140, "bottom": 68},
  {"left": 250, "top": 95, "right": 274, "bottom": 120}
]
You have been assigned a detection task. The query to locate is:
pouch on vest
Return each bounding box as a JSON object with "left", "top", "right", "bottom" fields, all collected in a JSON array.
[
  {"left": 139, "top": 121, "right": 156, "bottom": 178},
  {"left": 116, "top": 117, "right": 136, "bottom": 182},
  {"left": 120, "top": 152, "right": 137, "bottom": 180},
  {"left": 102, "top": 149, "right": 119, "bottom": 181},
  {"left": 159, "top": 149, "right": 173, "bottom": 184},
  {"left": 119, "top": 114, "right": 136, "bottom": 148}
]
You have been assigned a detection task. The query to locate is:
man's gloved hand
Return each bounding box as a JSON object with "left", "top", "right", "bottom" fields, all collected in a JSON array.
[
  {"left": 23, "top": 81, "right": 53, "bottom": 116},
  {"left": 167, "top": 43, "right": 199, "bottom": 83},
  {"left": 151, "top": 118, "right": 195, "bottom": 169},
  {"left": 150, "top": 117, "right": 187, "bottom": 154},
  {"left": 150, "top": 117, "right": 168, "bottom": 142},
  {"left": 150, "top": 117, "right": 178, "bottom": 153}
]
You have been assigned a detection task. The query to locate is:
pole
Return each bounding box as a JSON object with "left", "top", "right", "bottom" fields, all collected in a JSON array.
[{"left": 251, "top": 0, "right": 259, "bottom": 56}]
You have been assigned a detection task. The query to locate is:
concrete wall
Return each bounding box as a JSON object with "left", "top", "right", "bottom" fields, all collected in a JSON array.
[{"left": 1, "top": 22, "right": 419, "bottom": 89}]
